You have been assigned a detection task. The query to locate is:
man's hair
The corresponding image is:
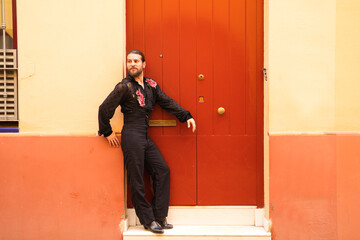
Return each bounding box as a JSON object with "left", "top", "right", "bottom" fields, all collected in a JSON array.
[{"left": 127, "top": 49, "right": 145, "bottom": 62}]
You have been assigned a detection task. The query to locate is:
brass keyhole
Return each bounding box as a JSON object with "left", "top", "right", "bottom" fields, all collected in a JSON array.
[{"left": 198, "top": 74, "right": 205, "bottom": 80}]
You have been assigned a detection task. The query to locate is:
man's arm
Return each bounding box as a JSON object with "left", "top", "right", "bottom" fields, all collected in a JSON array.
[
  {"left": 154, "top": 82, "right": 196, "bottom": 131},
  {"left": 98, "top": 82, "right": 129, "bottom": 142}
]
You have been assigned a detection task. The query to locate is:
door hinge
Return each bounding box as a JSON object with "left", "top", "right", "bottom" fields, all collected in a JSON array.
[{"left": 262, "top": 68, "right": 267, "bottom": 81}]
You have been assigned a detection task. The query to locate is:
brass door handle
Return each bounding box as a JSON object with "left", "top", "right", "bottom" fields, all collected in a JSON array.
[
  {"left": 198, "top": 74, "right": 205, "bottom": 80},
  {"left": 217, "top": 107, "right": 225, "bottom": 115}
]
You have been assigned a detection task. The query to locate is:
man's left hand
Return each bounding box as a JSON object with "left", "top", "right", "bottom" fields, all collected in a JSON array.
[{"left": 187, "top": 118, "right": 196, "bottom": 132}]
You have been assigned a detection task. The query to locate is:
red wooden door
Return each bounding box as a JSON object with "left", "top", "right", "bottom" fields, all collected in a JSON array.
[{"left": 126, "top": 0, "right": 263, "bottom": 206}]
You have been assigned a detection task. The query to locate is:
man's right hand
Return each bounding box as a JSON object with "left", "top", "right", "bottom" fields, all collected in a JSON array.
[{"left": 106, "top": 132, "right": 120, "bottom": 148}]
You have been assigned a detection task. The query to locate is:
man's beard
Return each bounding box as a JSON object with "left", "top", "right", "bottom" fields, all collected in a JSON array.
[{"left": 129, "top": 68, "right": 143, "bottom": 78}]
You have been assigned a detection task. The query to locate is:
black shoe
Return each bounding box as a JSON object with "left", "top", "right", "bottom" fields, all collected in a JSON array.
[
  {"left": 156, "top": 218, "right": 173, "bottom": 229},
  {"left": 144, "top": 221, "right": 164, "bottom": 234}
]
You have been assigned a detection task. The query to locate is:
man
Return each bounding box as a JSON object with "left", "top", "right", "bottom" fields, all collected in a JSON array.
[{"left": 98, "top": 49, "right": 196, "bottom": 234}]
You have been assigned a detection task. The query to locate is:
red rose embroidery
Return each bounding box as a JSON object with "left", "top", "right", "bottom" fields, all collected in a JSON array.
[
  {"left": 146, "top": 78, "right": 157, "bottom": 88},
  {"left": 136, "top": 90, "right": 145, "bottom": 107}
]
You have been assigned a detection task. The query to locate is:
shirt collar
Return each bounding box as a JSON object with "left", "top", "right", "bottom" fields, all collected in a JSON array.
[{"left": 127, "top": 75, "right": 148, "bottom": 87}]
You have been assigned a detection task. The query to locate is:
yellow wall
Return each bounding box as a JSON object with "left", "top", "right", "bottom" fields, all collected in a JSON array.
[
  {"left": 335, "top": 0, "right": 360, "bottom": 131},
  {"left": 17, "top": 0, "right": 126, "bottom": 135},
  {"left": 265, "top": 0, "right": 360, "bottom": 221},
  {"left": 268, "top": 0, "right": 336, "bottom": 132},
  {"left": 17, "top": 0, "right": 360, "bottom": 134},
  {"left": 268, "top": 0, "right": 360, "bottom": 132}
]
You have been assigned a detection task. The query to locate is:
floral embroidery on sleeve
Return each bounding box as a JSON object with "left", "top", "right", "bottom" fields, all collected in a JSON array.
[
  {"left": 136, "top": 90, "right": 145, "bottom": 107},
  {"left": 146, "top": 78, "right": 157, "bottom": 88}
]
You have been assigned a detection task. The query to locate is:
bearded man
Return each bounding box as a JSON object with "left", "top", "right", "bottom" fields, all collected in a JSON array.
[{"left": 98, "top": 49, "right": 196, "bottom": 234}]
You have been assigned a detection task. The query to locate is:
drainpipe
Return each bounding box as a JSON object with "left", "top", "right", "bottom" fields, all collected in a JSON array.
[{"left": 1, "top": 0, "right": 7, "bottom": 119}]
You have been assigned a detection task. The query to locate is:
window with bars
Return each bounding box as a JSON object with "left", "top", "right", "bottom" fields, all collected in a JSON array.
[{"left": 0, "top": 49, "right": 17, "bottom": 121}]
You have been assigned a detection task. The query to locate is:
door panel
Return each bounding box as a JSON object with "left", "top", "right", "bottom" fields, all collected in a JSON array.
[
  {"left": 229, "top": 0, "right": 246, "bottom": 135},
  {"left": 197, "top": 136, "right": 257, "bottom": 205},
  {"left": 245, "top": 0, "right": 258, "bottom": 135},
  {"left": 144, "top": 0, "right": 163, "bottom": 136},
  {"left": 132, "top": 0, "right": 145, "bottom": 51},
  {"left": 140, "top": 0, "right": 198, "bottom": 205},
  {"left": 196, "top": 0, "right": 213, "bottom": 136},
  {"left": 163, "top": 0, "right": 180, "bottom": 136},
  {"left": 150, "top": 135, "right": 196, "bottom": 205},
  {"left": 179, "top": 0, "right": 197, "bottom": 137},
  {"left": 213, "top": 0, "right": 230, "bottom": 135},
  {"left": 195, "top": 0, "right": 260, "bottom": 205}
]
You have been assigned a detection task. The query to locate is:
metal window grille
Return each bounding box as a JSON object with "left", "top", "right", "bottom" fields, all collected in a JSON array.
[{"left": 0, "top": 49, "right": 17, "bottom": 121}]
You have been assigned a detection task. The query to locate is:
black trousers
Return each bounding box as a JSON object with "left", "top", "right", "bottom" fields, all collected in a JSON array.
[{"left": 121, "top": 123, "right": 170, "bottom": 225}]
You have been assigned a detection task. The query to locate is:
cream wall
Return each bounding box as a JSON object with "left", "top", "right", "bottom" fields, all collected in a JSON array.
[
  {"left": 17, "top": 0, "right": 126, "bottom": 135},
  {"left": 335, "top": 0, "right": 360, "bottom": 131},
  {"left": 268, "top": 0, "right": 337, "bottom": 132},
  {"left": 265, "top": 0, "right": 360, "bottom": 221},
  {"left": 18, "top": 0, "right": 360, "bottom": 134},
  {"left": 268, "top": 0, "right": 360, "bottom": 132}
]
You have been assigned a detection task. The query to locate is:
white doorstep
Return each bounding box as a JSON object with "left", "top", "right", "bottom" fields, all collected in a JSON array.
[
  {"left": 123, "top": 225, "right": 271, "bottom": 240},
  {"left": 126, "top": 206, "right": 258, "bottom": 226}
]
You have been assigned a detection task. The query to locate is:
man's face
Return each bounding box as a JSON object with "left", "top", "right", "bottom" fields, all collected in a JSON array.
[{"left": 127, "top": 53, "right": 146, "bottom": 78}]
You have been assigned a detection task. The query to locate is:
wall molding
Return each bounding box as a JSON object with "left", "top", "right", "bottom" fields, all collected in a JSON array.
[{"left": 269, "top": 131, "right": 360, "bottom": 136}]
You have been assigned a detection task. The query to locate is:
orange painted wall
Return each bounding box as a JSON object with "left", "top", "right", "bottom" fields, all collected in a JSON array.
[
  {"left": 0, "top": 136, "right": 124, "bottom": 240},
  {"left": 270, "top": 135, "right": 360, "bottom": 240},
  {"left": 336, "top": 136, "right": 360, "bottom": 240}
]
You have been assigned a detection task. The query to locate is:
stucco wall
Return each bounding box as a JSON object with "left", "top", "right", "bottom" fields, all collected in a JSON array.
[
  {"left": 268, "top": 0, "right": 360, "bottom": 132},
  {"left": 0, "top": 136, "right": 125, "bottom": 240},
  {"left": 267, "top": 1, "right": 360, "bottom": 239},
  {"left": 335, "top": 0, "right": 360, "bottom": 130},
  {"left": 6, "top": 0, "right": 360, "bottom": 239},
  {"left": 2, "top": 1, "right": 127, "bottom": 239},
  {"left": 17, "top": 0, "right": 126, "bottom": 135}
]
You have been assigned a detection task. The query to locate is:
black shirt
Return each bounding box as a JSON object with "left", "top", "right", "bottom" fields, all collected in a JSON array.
[{"left": 98, "top": 75, "right": 193, "bottom": 137}]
